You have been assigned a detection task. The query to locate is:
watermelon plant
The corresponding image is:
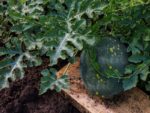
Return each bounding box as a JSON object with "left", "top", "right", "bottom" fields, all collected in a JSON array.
[
  {"left": 0, "top": 0, "right": 107, "bottom": 94},
  {"left": 0, "top": 0, "right": 149, "bottom": 98},
  {"left": 80, "top": 0, "right": 150, "bottom": 98}
]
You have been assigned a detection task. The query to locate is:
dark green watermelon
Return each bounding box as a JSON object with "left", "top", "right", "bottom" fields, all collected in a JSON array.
[{"left": 80, "top": 37, "right": 129, "bottom": 98}]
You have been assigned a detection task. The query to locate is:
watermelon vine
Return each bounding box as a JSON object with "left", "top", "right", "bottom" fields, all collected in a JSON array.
[
  {"left": 0, "top": 0, "right": 150, "bottom": 96},
  {"left": 0, "top": 0, "right": 107, "bottom": 93}
]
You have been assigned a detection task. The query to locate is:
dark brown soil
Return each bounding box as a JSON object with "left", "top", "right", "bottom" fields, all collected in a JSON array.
[{"left": 0, "top": 58, "right": 81, "bottom": 113}]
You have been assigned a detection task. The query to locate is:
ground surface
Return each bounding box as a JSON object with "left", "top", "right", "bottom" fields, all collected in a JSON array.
[{"left": 0, "top": 58, "right": 81, "bottom": 113}]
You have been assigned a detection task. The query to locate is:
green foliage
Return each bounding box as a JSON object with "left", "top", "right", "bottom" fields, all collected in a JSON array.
[
  {"left": 0, "top": 0, "right": 149, "bottom": 96},
  {"left": 39, "top": 68, "right": 69, "bottom": 95},
  {"left": 0, "top": 1, "right": 11, "bottom": 43},
  {"left": 81, "top": 0, "right": 150, "bottom": 97},
  {"left": 0, "top": 37, "right": 42, "bottom": 89},
  {"left": 99, "top": 0, "right": 150, "bottom": 93},
  {"left": 0, "top": 0, "right": 107, "bottom": 92},
  {"left": 7, "top": 0, "right": 107, "bottom": 65}
]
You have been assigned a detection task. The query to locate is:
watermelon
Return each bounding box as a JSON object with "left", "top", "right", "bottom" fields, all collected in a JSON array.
[{"left": 80, "top": 37, "right": 129, "bottom": 98}]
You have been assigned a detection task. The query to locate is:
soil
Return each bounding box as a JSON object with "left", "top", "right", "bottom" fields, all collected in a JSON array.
[{"left": 0, "top": 58, "right": 81, "bottom": 113}]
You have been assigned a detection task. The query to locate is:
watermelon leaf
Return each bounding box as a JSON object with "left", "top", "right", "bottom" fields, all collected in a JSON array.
[{"left": 39, "top": 68, "right": 69, "bottom": 95}]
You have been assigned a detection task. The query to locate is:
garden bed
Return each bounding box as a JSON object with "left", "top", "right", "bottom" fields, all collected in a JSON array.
[{"left": 0, "top": 1, "right": 150, "bottom": 113}]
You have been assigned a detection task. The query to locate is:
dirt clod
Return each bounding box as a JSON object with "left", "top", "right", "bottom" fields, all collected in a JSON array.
[
  {"left": 6, "top": 100, "right": 24, "bottom": 113},
  {"left": 19, "top": 86, "right": 38, "bottom": 104}
]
